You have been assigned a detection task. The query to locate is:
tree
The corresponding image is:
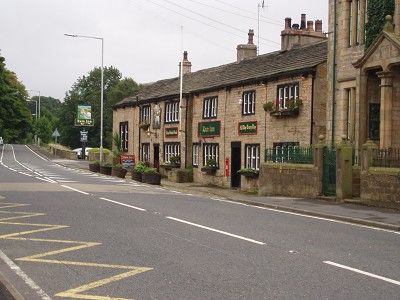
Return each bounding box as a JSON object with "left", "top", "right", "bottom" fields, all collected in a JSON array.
[
  {"left": 59, "top": 66, "right": 138, "bottom": 149},
  {"left": 0, "top": 56, "right": 32, "bottom": 143},
  {"left": 365, "top": 0, "right": 395, "bottom": 48}
]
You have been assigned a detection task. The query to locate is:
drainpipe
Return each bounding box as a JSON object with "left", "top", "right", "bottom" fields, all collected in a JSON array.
[
  {"left": 310, "top": 74, "right": 315, "bottom": 145},
  {"left": 185, "top": 95, "right": 189, "bottom": 168},
  {"left": 331, "top": 0, "right": 338, "bottom": 146},
  {"left": 138, "top": 106, "right": 141, "bottom": 160}
]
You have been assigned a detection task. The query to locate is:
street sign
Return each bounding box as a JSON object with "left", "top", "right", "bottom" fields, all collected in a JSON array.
[
  {"left": 75, "top": 118, "right": 94, "bottom": 127},
  {"left": 52, "top": 129, "right": 60, "bottom": 138},
  {"left": 80, "top": 130, "right": 88, "bottom": 143}
]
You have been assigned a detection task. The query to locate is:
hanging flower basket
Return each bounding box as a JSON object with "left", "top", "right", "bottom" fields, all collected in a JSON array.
[{"left": 139, "top": 122, "right": 150, "bottom": 130}]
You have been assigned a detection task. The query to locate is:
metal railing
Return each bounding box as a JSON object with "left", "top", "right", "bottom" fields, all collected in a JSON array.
[
  {"left": 265, "top": 146, "right": 313, "bottom": 164},
  {"left": 372, "top": 148, "right": 400, "bottom": 168}
]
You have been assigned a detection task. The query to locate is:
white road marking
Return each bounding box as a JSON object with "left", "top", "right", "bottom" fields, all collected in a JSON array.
[
  {"left": 0, "top": 250, "right": 52, "bottom": 300},
  {"left": 61, "top": 185, "right": 89, "bottom": 195},
  {"left": 212, "top": 198, "right": 400, "bottom": 235},
  {"left": 57, "top": 180, "right": 78, "bottom": 183},
  {"left": 25, "top": 145, "right": 48, "bottom": 161},
  {"left": 324, "top": 261, "right": 400, "bottom": 286},
  {"left": 171, "top": 190, "right": 182, "bottom": 194},
  {"left": 99, "top": 197, "right": 147, "bottom": 211},
  {"left": 166, "top": 216, "right": 266, "bottom": 245}
]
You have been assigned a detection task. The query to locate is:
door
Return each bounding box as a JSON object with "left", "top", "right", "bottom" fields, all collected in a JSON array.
[
  {"left": 231, "top": 142, "right": 241, "bottom": 188},
  {"left": 153, "top": 144, "right": 160, "bottom": 170}
]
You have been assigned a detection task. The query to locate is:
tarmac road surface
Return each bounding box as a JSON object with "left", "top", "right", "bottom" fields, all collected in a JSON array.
[{"left": 0, "top": 144, "right": 399, "bottom": 299}]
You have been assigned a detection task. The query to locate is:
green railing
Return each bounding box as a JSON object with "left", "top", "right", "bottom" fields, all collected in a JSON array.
[{"left": 265, "top": 146, "right": 313, "bottom": 164}]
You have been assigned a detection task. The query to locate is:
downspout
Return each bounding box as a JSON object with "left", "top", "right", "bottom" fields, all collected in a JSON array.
[
  {"left": 138, "top": 106, "right": 141, "bottom": 160},
  {"left": 331, "top": 0, "right": 338, "bottom": 146},
  {"left": 310, "top": 74, "right": 315, "bottom": 145},
  {"left": 185, "top": 95, "right": 188, "bottom": 169}
]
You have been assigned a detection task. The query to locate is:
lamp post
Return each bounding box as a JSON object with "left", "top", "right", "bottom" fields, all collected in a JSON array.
[
  {"left": 27, "top": 99, "right": 38, "bottom": 145},
  {"left": 64, "top": 33, "right": 104, "bottom": 162},
  {"left": 28, "top": 90, "right": 41, "bottom": 145}
]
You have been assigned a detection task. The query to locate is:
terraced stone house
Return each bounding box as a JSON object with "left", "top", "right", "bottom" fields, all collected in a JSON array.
[{"left": 113, "top": 15, "right": 328, "bottom": 188}]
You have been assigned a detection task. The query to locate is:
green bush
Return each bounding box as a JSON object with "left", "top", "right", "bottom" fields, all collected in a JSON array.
[
  {"left": 91, "top": 160, "right": 100, "bottom": 166},
  {"left": 134, "top": 162, "right": 147, "bottom": 173},
  {"left": 237, "top": 168, "right": 259, "bottom": 177},
  {"left": 89, "top": 148, "right": 111, "bottom": 155},
  {"left": 101, "top": 162, "right": 112, "bottom": 167},
  {"left": 143, "top": 167, "right": 159, "bottom": 175}
]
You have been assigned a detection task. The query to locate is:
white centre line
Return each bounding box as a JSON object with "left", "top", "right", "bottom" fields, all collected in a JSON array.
[
  {"left": 166, "top": 216, "right": 265, "bottom": 245},
  {"left": 99, "top": 197, "right": 147, "bottom": 212},
  {"left": 323, "top": 261, "right": 400, "bottom": 286},
  {"left": 61, "top": 185, "right": 89, "bottom": 195}
]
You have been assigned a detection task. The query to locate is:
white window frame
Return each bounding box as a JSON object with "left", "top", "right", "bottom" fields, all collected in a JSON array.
[
  {"left": 165, "top": 101, "right": 179, "bottom": 123},
  {"left": 164, "top": 143, "right": 180, "bottom": 162},
  {"left": 245, "top": 144, "right": 260, "bottom": 170},
  {"left": 242, "top": 91, "right": 256, "bottom": 115},
  {"left": 278, "top": 83, "right": 299, "bottom": 110},
  {"left": 141, "top": 143, "right": 150, "bottom": 162},
  {"left": 203, "top": 143, "right": 219, "bottom": 167},
  {"left": 141, "top": 105, "right": 151, "bottom": 124},
  {"left": 203, "top": 96, "right": 218, "bottom": 118},
  {"left": 119, "top": 122, "right": 128, "bottom": 152},
  {"left": 192, "top": 144, "right": 200, "bottom": 167}
]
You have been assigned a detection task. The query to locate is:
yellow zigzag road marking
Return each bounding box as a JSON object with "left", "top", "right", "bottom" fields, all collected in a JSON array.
[{"left": 0, "top": 202, "right": 152, "bottom": 299}]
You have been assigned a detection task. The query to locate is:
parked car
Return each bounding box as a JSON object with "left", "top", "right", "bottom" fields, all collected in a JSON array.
[
  {"left": 0, "top": 137, "right": 3, "bottom": 145},
  {"left": 72, "top": 147, "right": 92, "bottom": 159}
]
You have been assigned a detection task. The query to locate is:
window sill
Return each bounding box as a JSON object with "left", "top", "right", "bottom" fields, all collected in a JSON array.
[{"left": 270, "top": 107, "right": 299, "bottom": 118}]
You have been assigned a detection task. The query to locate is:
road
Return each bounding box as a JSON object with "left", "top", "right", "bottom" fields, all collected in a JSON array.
[{"left": 0, "top": 144, "right": 399, "bottom": 299}]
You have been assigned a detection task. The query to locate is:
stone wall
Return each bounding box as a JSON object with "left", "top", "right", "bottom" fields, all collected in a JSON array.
[
  {"left": 258, "top": 162, "right": 321, "bottom": 198},
  {"left": 352, "top": 166, "right": 361, "bottom": 198},
  {"left": 361, "top": 168, "right": 400, "bottom": 209}
]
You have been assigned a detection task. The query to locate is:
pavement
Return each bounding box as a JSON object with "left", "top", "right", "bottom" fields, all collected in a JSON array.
[{"left": 48, "top": 156, "right": 400, "bottom": 232}]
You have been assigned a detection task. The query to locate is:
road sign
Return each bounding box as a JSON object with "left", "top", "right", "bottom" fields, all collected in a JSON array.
[
  {"left": 75, "top": 119, "right": 94, "bottom": 126},
  {"left": 52, "top": 129, "right": 60, "bottom": 138},
  {"left": 80, "top": 130, "right": 88, "bottom": 143}
]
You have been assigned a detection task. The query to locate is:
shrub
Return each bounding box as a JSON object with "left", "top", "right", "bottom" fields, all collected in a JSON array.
[
  {"left": 263, "top": 101, "right": 274, "bottom": 112},
  {"left": 143, "top": 167, "right": 159, "bottom": 175},
  {"left": 134, "top": 162, "right": 147, "bottom": 173},
  {"left": 237, "top": 168, "right": 259, "bottom": 178}
]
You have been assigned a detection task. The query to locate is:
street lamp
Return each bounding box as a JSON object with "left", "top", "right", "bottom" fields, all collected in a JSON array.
[
  {"left": 64, "top": 33, "right": 104, "bottom": 162},
  {"left": 28, "top": 90, "right": 41, "bottom": 118},
  {"left": 27, "top": 99, "right": 38, "bottom": 145}
]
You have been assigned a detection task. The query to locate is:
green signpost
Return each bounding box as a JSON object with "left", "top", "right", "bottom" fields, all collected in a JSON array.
[
  {"left": 198, "top": 121, "right": 221, "bottom": 137},
  {"left": 238, "top": 121, "right": 257, "bottom": 135},
  {"left": 75, "top": 105, "right": 94, "bottom": 127},
  {"left": 165, "top": 127, "right": 178, "bottom": 138}
]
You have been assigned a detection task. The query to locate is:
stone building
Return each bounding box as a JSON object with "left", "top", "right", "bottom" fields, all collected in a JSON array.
[
  {"left": 327, "top": 0, "right": 400, "bottom": 149},
  {"left": 113, "top": 15, "right": 328, "bottom": 188}
]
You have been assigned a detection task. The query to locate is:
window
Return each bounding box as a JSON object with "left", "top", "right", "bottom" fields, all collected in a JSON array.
[
  {"left": 165, "top": 101, "right": 179, "bottom": 123},
  {"left": 119, "top": 122, "right": 128, "bottom": 152},
  {"left": 203, "top": 143, "right": 219, "bottom": 167},
  {"left": 192, "top": 143, "right": 200, "bottom": 167},
  {"left": 164, "top": 143, "right": 180, "bottom": 162},
  {"left": 141, "top": 143, "right": 150, "bottom": 162},
  {"left": 245, "top": 144, "right": 260, "bottom": 170},
  {"left": 272, "top": 142, "right": 300, "bottom": 163},
  {"left": 140, "top": 105, "right": 151, "bottom": 124},
  {"left": 277, "top": 83, "right": 299, "bottom": 110},
  {"left": 203, "top": 96, "right": 218, "bottom": 118},
  {"left": 242, "top": 91, "right": 256, "bottom": 115}
]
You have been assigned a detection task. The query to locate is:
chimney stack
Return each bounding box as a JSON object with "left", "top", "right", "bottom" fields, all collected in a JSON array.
[
  {"left": 179, "top": 51, "right": 192, "bottom": 75},
  {"left": 236, "top": 29, "right": 257, "bottom": 62},
  {"left": 300, "top": 14, "right": 306, "bottom": 29},
  {"left": 315, "top": 20, "right": 323, "bottom": 32},
  {"left": 281, "top": 14, "right": 326, "bottom": 50}
]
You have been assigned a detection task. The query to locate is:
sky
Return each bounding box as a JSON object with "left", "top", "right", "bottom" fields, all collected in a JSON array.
[{"left": 0, "top": 0, "right": 328, "bottom": 101}]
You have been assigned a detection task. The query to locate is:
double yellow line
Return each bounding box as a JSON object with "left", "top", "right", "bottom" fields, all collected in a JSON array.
[{"left": 0, "top": 202, "right": 152, "bottom": 299}]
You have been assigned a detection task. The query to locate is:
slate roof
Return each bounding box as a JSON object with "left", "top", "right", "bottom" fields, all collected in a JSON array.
[{"left": 114, "top": 40, "right": 327, "bottom": 109}]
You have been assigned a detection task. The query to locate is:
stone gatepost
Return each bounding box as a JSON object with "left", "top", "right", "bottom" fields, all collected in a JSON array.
[
  {"left": 361, "top": 140, "right": 378, "bottom": 172},
  {"left": 313, "top": 135, "right": 325, "bottom": 196},
  {"left": 336, "top": 138, "right": 353, "bottom": 199}
]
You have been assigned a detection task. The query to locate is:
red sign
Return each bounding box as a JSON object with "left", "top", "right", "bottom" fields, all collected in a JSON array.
[
  {"left": 121, "top": 154, "right": 135, "bottom": 170},
  {"left": 225, "top": 158, "right": 230, "bottom": 177}
]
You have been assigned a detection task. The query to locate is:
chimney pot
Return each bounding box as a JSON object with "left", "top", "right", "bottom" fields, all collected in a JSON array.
[
  {"left": 179, "top": 51, "right": 192, "bottom": 75},
  {"left": 284, "top": 17, "right": 292, "bottom": 29},
  {"left": 248, "top": 29, "right": 254, "bottom": 44},
  {"left": 183, "top": 51, "right": 188, "bottom": 60},
  {"left": 300, "top": 13, "right": 306, "bottom": 29},
  {"left": 315, "top": 20, "right": 323, "bottom": 32},
  {"left": 292, "top": 23, "right": 300, "bottom": 30},
  {"left": 307, "top": 20, "right": 314, "bottom": 31}
]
